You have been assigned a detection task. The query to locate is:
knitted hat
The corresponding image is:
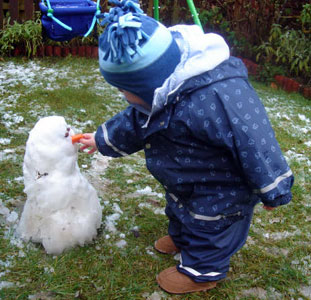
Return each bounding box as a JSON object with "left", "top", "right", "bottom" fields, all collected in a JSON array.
[{"left": 98, "top": 0, "right": 181, "bottom": 107}]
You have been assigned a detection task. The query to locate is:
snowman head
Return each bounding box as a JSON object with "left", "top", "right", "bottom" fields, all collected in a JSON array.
[{"left": 25, "top": 116, "right": 78, "bottom": 173}]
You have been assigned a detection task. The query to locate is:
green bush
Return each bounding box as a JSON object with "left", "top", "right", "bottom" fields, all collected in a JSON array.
[
  {"left": 255, "top": 24, "right": 310, "bottom": 84},
  {"left": 300, "top": 3, "right": 311, "bottom": 34},
  {"left": 256, "top": 63, "right": 286, "bottom": 84},
  {"left": 0, "top": 13, "right": 42, "bottom": 57}
]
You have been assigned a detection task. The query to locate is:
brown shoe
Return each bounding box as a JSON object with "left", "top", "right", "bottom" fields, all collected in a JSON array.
[
  {"left": 156, "top": 266, "right": 217, "bottom": 294},
  {"left": 154, "top": 235, "right": 180, "bottom": 254}
]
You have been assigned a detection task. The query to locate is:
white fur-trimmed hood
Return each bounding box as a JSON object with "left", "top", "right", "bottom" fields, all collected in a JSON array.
[{"left": 145, "top": 25, "right": 230, "bottom": 125}]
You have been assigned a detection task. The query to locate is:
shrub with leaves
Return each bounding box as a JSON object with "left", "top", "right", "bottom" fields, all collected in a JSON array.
[
  {"left": 22, "top": 15, "right": 43, "bottom": 57},
  {"left": 255, "top": 24, "right": 310, "bottom": 84},
  {"left": 256, "top": 63, "right": 286, "bottom": 84},
  {"left": 300, "top": 3, "right": 311, "bottom": 34},
  {"left": 199, "top": 7, "right": 237, "bottom": 46},
  {"left": 0, "top": 17, "right": 23, "bottom": 56},
  {"left": 0, "top": 13, "right": 42, "bottom": 57}
]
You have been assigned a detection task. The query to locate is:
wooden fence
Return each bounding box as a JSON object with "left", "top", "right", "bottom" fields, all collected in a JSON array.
[{"left": 0, "top": 0, "right": 109, "bottom": 29}]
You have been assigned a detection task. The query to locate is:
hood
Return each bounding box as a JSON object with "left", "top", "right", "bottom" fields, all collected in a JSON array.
[{"left": 144, "top": 25, "right": 230, "bottom": 125}]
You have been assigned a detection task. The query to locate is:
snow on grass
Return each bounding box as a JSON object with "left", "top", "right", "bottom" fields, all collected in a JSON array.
[
  {"left": 0, "top": 61, "right": 69, "bottom": 91},
  {"left": 264, "top": 96, "right": 311, "bottom": 139},
  {"left": 104, "top": 208, "right": 123, "bottom": 233},
  {"left": 0, "top": 149, "right": 16, "bottom": 162},
  {"left": 0, "top": 138, "right": 11, "bottom": 145},
  {"left": 138, "top": 203, "right": 165, "bottom": 215},
  {"left": 136, "top": 186, "right": 164, "bottom": 198},
  {"left": 0, "top": 281, "right": 15, "bottom": 290}
]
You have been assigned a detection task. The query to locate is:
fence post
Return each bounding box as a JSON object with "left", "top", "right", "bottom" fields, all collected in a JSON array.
[
  {"left": 9, "top": 0, "right": 19, "bottom": 25},
  {"left": 25, "top": 0, "right": 34, "bottom": 20},
  {"left": 0, "top": 0, "right": 3, "bottom": 29},
  {"left": 34, "top": 0, "right": 40, "bottom": 12}
]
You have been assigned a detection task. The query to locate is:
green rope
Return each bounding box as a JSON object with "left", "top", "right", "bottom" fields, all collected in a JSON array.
[
  {"left": 42, "top": 0, "right": 73, "bottom": 31},
  {"left": 84, "top": 0, "right": 101, "bottom": 37}
]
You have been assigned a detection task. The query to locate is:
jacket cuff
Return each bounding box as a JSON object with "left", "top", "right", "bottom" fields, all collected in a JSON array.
[
  {"left": 262, "top": 192, "right": 292, "bottom": 208},
  {"left": 95, "top": 124, "right": 126, "bottom": 157}
]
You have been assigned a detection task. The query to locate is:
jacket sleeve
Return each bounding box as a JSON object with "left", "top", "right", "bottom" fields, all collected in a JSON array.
[
  {"left": 189, "top": 79, "right": 294, "bottom": 207},
  {"left": 95, "top": 106, "right": 147, "bottom": 157}
]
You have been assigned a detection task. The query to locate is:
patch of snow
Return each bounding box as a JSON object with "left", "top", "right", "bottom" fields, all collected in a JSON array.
[
  {"left": 18, "top": 250, "right": 26, "bottom": 258},
  {"left": 115, "top": 239, "right": 127, "bottom": 248},
  {"left": 0, "top": 149, "right": 16, "bottom": 162},
  {"left": 300, "top": 286, "right": 311, "bottom": 298},
  {"left": 263, "top": 229, "right": 301, "bottom": 240},
  {"left": 0, "top": 138, "right": 11, "bottom": 145},
  {"left": 112, "top": 203, "right": 123, "bottom": 215},
  {"left": 138, "top": 203, "right": 165, "bottom": 215},
  {"left": 268, "top": 247, "right": 289, "bottom": 257},
  {"left": 0, "top": 200, "right": 10, "bottom": 217},
  {"left": 6, "top": 211, "right": 18, "bottom": 224},
  {"left": 142, "top": 291, "right": 167, "bottom": 300},
  {"left": 14, "top": 176, "right": 23, "bottom": 182},
  {"left": 240, "top": 287, "right": 267, "bottom": 299},
  {"left": 105, "top": 213, "right": 121, "bottom": 233},
  {"left": 44, "top": 267, "right": 55, "bottom": 274},
  {"left": 136, "top": 186, "right": 163, "bottom": 198},
  {"left": 305, "top": 141, "right": 311, "bottom": 148},
  {"left": 145, "top": 246, "right": 157, "bottom": 257},
  {"left": 298, "top": 114, "right": 310, "bottom": 123},
  {"left": 285, "top": 150, "right": 310, "bottom": 165},
  {"left": 0, "top": 281, "right": 14, "bottom": 290},
  {"left": 291, "top": 255, "right": 311, "bottom": 276}
]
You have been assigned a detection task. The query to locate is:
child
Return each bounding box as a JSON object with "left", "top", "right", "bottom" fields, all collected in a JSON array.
[{"left": 79, "top": 0, "right": 294, "bottom": 294}]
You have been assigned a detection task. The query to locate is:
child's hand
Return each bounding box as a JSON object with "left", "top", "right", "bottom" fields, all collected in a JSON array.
[
  {"left": 263, "top": 205, "right": 275, "bottom": 211},
  {"left": 79, "top": 133, "right": 97, "bottom": 154}
]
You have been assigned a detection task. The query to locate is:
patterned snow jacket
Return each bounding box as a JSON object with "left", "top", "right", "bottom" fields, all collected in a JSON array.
[{"left": 95, "top": 28, "right": 294, "bottom": 217}]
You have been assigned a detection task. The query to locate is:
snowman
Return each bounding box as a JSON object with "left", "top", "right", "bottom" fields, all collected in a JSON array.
[{"left": 17, "top": 116, "right": 102, "bottom": 255}]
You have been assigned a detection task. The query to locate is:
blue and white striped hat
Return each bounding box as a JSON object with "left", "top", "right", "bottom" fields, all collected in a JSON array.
[{"left": 99, "top": 0, "right": 181, "bottom": 107}]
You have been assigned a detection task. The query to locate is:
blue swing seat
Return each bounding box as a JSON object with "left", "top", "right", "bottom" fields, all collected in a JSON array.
[{"left": 40, "top": 0, "right": 98, "bottom": 41}]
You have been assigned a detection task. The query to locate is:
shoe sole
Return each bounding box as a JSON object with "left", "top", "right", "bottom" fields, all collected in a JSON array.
[
  {"left": 156, "top": 275, "right": 217, "bottom": 294},
  {"left": 154, "top": 241, "right": 180, "bottom": 255}
]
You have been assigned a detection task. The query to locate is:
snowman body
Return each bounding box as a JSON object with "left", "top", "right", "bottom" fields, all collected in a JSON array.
[{"left": 17, "top": 116, "right": 102, "bottom": 255}]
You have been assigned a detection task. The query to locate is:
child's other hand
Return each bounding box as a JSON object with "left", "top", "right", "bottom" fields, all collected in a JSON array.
[
  {"left": 263, "top": 205, "right": 275, "bottom": 211},
  {"left": 79, "top": 133, "right": 97, "bottom": 154}
]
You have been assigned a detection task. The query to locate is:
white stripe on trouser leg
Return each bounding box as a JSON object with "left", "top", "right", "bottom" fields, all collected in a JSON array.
[
  {"left": 102, "top": 124, "right": 128, "bottom": 156},
  {"left": 179, "top": 257, "right": 222, "bottom": 277},
  {"left": 179, "top": 264, "right": 222, "bottom": 277}
]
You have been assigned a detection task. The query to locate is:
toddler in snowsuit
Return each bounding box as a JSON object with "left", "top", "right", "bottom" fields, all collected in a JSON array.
[{"left": 80, "top": 0, "right": 294, "bottom": 294}]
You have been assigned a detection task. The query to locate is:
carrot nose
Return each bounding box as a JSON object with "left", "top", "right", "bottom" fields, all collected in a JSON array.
[{"left": 71, "top": 134, "right": 84, "bottom": 144}]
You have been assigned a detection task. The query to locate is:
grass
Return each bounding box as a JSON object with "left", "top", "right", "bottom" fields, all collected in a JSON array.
[{"left": 0, "top": 57, "right": 310, "bottom": 300}]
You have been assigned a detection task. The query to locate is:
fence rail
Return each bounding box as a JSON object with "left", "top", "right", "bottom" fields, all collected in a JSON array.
[{"left": 0, "top": 0, "right": 108, "bottom": 29}]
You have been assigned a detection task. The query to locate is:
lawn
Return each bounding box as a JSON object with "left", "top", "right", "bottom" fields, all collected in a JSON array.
[{"left": 0, "top": 57, "right": 310, "bottom": 300}]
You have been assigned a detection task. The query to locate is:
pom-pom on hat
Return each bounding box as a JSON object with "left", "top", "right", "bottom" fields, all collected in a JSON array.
[{"left": 99, "top": 0, "right": 181, "bottom": 107}]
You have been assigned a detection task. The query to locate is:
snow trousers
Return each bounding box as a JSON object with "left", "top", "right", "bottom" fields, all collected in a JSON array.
[{"left": 165, "top": 200, "right": 254, "bottom": 283}]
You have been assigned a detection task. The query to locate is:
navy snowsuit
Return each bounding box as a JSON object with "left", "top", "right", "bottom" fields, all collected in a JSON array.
[{"left": 95, "top": 45, "right": 294, "bottom": 282}]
